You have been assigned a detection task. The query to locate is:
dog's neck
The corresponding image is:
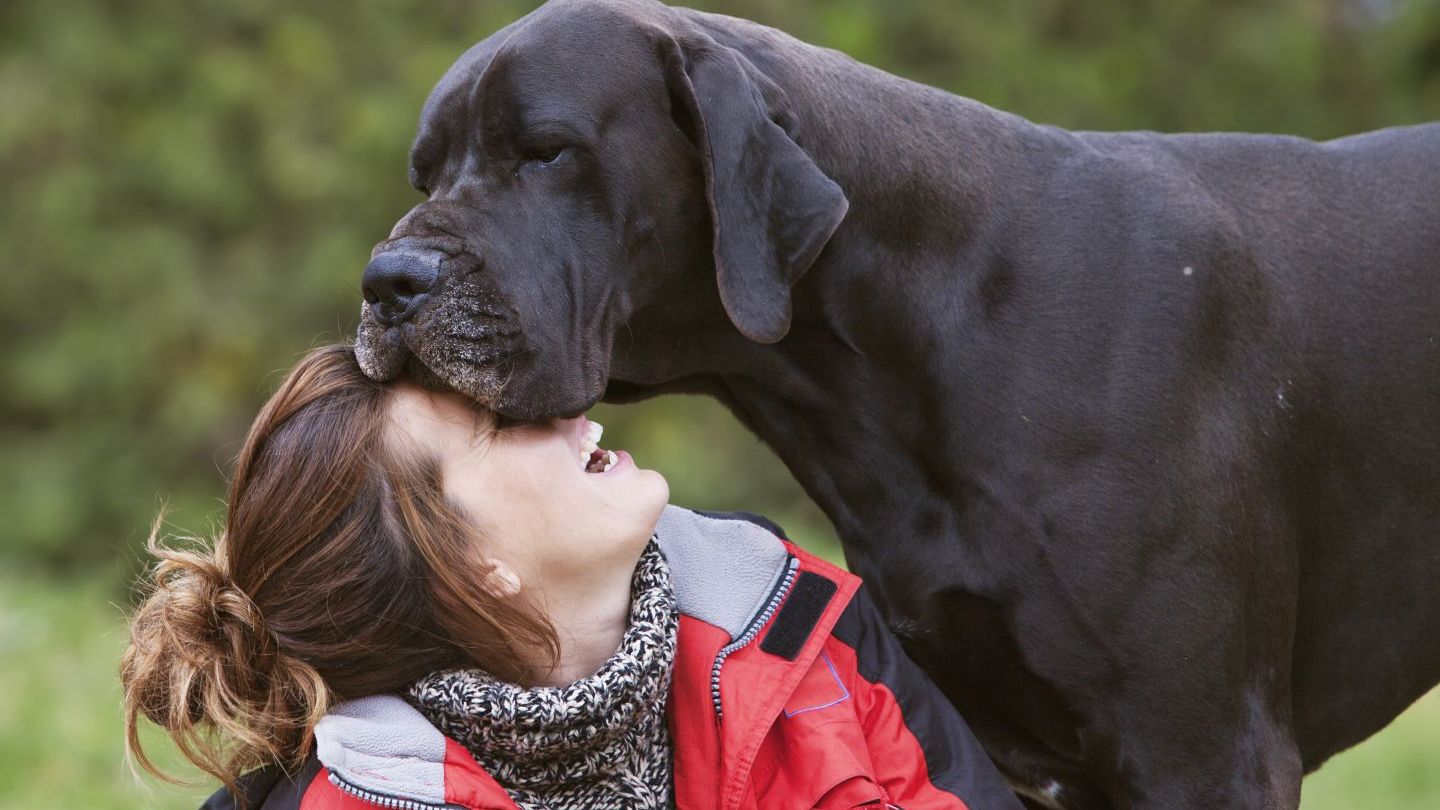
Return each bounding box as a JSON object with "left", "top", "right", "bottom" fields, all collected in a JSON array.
[{"left": 611, "top": 17, "right": 1070, "bottom": 575}]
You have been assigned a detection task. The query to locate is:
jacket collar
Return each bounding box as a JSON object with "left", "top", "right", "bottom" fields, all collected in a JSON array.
[
  {"left": 653, "top": 505, "right": 791, "bottom": 640},
  {"left": 314, "top": 694, "right": 514, "bottom": 809}
]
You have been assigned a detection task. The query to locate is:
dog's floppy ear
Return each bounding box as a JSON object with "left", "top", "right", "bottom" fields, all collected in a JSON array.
[{"left": 663, "top": 38, "right": 848, "bottom": 343}]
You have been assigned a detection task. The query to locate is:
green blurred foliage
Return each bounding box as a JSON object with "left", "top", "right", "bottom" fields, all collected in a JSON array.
[
  {"left": 0, "top": 570, "right": 213, "bottom": 808},
  {"left": 1, "top": 0, "right": 1438, "bottom": 804}
]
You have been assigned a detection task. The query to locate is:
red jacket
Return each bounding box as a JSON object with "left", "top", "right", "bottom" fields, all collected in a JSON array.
[{"left": 203, "top": 509, "right": 1021, "bottom": 810}]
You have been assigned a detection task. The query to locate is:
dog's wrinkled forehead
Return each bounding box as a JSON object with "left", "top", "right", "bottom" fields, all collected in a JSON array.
[{"left": 413, "top": 0, "right": 675, "bottom": 162}]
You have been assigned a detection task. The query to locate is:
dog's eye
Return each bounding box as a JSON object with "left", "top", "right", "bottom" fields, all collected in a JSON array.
[{"left": 528, "top": 146, "right": 564, "bottom": 165}]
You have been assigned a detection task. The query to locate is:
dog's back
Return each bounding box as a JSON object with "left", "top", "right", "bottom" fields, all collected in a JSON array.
[{"left": 1030, "top": 120, "right": 1440, "bottom": 772}]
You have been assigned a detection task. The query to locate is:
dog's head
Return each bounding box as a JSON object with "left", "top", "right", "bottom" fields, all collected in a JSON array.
[{"left": 354, "top": 0, "right": 847, "bottom": 419}]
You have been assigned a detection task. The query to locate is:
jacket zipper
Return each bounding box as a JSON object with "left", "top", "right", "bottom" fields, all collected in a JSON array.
[
  {"left": 710, "top": 555, "right": 800, "bottom": 722},
  {"left": 328, "top": 769, "right": 464, "bottom": 809}
]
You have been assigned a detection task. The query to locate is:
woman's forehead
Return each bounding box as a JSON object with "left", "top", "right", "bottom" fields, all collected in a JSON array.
[{"left": 387, "top": 384, "right": 495, "bottom": 449}]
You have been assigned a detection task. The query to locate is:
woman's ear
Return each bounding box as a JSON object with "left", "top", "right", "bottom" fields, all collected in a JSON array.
[{"left": 481, "top": 559, "right": 523, "bottom": 597}]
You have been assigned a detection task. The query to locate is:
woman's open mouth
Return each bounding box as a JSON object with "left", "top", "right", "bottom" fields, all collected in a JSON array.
[{"left": 579, "top": 419, "right": 620, "bottom": 473}]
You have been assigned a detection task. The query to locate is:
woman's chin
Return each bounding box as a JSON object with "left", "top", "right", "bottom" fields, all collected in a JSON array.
[
  {"left": 582, "top": 455, "right": 668, "bottom": 530},
  {"left": 629, "top": 468, "right": 671, "bottom": 529}
]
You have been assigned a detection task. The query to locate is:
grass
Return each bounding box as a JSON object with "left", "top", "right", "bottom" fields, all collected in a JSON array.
[
  {"left": 1301, "top": 688, "right": 1440, "bottom": 809},
  {"left": 1, "top": 570, "right": 1436, "bottom": 809},
  {"left": 0, "top": 569, "right": 210, "bottom": 809}
]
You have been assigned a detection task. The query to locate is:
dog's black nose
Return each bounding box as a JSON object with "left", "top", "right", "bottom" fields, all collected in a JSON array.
[{"left": 362, "top": 250, "right": 441, "bottom": 326}]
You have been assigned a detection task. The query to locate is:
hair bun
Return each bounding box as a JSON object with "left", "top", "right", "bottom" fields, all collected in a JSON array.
[
  {"left": 121, "top": 525, "right": 329, "bottom": 787},
  {"left": 151, "top": 538, "right": 278, "bottom": 691}
]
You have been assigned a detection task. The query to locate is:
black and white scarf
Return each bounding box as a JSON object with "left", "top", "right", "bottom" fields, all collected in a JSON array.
[{"left": 406, "top": 541, "right": 678, "bottom": 810}]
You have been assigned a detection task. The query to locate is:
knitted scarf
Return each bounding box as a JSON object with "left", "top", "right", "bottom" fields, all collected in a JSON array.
[{"left": 406, "top": 541, "right": 678, "bottom": 810}]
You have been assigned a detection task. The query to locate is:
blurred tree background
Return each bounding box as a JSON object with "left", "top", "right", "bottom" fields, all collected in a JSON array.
[{"left": 2, "top": 0, "right": 1438, "bottom": 806}]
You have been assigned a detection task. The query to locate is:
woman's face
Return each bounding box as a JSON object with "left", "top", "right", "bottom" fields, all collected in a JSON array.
[{"left": 386, "top": 384, "right": 669, "bottom": 597}]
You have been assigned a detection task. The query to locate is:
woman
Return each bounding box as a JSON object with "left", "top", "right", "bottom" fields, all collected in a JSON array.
[{"left": 122, "top": 344, "right": 1021, "bottom": 810}]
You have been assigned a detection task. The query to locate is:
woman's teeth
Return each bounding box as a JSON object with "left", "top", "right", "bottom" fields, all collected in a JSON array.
[
  {"left": 580, "top": 420, "right": 602, "bottom": 461},
  {"left": 579, "top": 420, "right": 618, "bottom": 473},
  {"left": 585, "top": 448, "right": 619, "bottom": 473}
]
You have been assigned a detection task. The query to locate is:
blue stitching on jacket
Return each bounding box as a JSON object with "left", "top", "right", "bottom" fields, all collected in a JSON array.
[{"left": 782, "top": 651, "right": 851, "bottom": 717}]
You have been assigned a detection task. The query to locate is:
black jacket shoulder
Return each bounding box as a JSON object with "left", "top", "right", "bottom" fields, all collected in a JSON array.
[{"left": 199, "top": 755, "right": 320, "bottom": 810}]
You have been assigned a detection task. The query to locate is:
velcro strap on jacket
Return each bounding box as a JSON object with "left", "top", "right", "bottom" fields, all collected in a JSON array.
[{"left": 761, "top": 571, "right": 838, "bottom": 660}]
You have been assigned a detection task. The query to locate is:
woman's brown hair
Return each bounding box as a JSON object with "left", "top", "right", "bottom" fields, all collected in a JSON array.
[{"left": 120, "top": 344, "right": 558, "bottom": 794}]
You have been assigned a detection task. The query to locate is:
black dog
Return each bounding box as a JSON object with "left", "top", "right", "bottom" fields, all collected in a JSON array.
[{"left": 354, "top": 1, "right": 1440, "bottom": 806}]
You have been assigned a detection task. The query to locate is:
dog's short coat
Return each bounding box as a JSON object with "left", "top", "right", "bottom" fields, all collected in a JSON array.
[{"left": 355, "top": 2, "right": 1440, "bottom": 807}]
